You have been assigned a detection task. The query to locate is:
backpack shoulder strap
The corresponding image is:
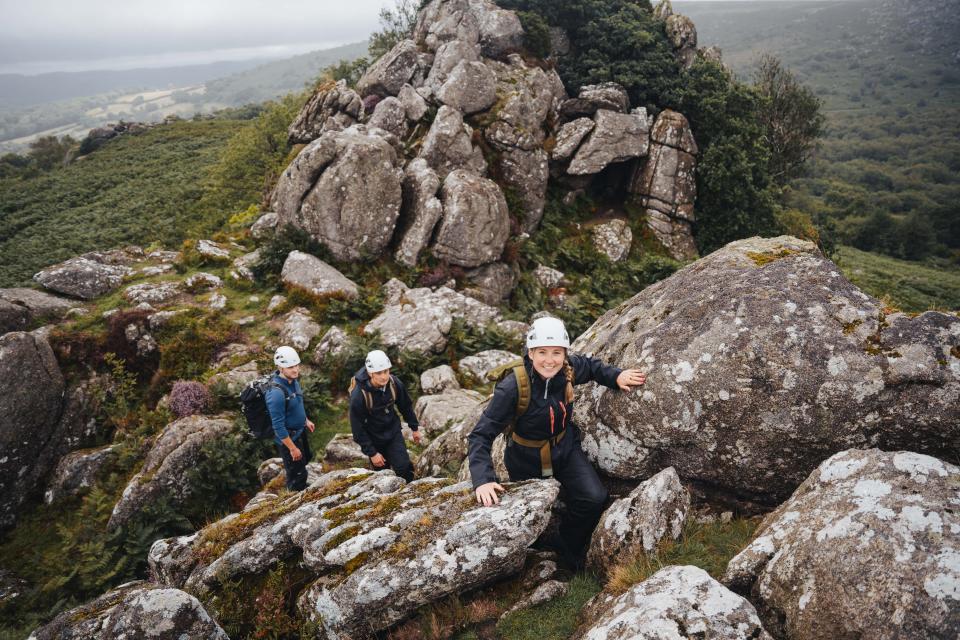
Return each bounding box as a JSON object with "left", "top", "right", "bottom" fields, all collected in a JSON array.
[
  {"left": 500, "top": 363, "right": 530, "bottom": 440},
  {"left": 388, "top": 375, "right": 397, "bottom": 403},
  {"left": 265, "top": 380, "right": 291, "bottom": 405}
]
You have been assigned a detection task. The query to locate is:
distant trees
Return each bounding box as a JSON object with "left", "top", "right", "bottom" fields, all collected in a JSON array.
[{"left": 368, "top": 0, "right": 420, "bottom": 60}]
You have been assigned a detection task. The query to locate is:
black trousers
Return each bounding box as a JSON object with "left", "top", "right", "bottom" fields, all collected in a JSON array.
[
  {"left": 277, "top": 431, "right": 313, "bottom": 491},
  {"left": 505, "top": 425, "right": 608, "bottom": 554},
  {"left": 371, "top": 429, "right": 414, "bottom": 482}
]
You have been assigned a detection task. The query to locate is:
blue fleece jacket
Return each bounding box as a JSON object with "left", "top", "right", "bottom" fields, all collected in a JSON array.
[{"left": 264, "top": 372, "right": 307, "bottom": 445}]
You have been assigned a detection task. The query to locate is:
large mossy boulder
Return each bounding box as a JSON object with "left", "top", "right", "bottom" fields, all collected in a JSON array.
[{"left": 572, "top": 235, "right": 960, "bottom": 504}]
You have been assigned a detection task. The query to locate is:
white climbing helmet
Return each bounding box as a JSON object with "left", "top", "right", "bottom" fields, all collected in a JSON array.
[
  {"left": 365, "top": 349, "right": 392, "bottom": 373},
  {"left": 526, "top": 317, "right": 570, "bottom": 350},
  {"left": 274, "top": 345, "right": 301, "bottom": 368}
]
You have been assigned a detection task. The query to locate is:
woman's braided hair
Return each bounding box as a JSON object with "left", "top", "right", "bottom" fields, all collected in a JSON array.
[{"left": 562, "top": 357, "right": 575, "bottom": 403}]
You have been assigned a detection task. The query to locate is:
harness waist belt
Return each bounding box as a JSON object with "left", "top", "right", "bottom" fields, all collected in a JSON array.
[{"left": 510, "top": 429, "right": 566, "bottom": 478}]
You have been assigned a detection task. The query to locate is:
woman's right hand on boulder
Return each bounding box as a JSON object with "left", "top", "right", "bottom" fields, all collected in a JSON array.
[
  {"left": 476, "top": 482, "right": 505, "bottom": 506},
  {"left": 371, "top": 453, "right": 386, "bottom": 468}
]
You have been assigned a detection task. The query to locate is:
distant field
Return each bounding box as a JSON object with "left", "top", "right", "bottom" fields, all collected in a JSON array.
[
  {"left": 0, "top": 120, "right": 237, "bottom": 286},
  {"left": 834, "top": 245, "right": 960, "bottom": 312}
]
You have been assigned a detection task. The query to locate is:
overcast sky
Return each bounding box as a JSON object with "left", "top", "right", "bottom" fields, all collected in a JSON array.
[{"left": 0, "top": 0, "right": 849, "bottom": 75}]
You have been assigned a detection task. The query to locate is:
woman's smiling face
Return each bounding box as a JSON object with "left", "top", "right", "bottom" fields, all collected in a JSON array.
[{"left": 530, "top": 346, "right": 566, "bottom": 379}]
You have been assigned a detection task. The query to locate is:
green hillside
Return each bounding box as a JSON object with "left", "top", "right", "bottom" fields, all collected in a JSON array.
[{"left": 680, "top": 0, "right": 960, "bottom": 263}]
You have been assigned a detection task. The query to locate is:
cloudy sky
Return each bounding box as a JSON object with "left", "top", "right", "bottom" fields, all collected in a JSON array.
[{"left": 0, "top": 0, "right": 389, "bottom": 74}]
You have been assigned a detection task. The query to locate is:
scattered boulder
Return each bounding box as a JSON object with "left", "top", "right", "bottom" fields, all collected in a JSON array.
[
  {"left": 534, "top": 264, "right": 564, "bottom": 289},
  {"left": 267, "top": 294, "right": 286, "bottom": 313},
  {"left": 567, "top": 109, "right": 650, "bottom": 175},
  {"left": 108, "top": 415, "right": 235, "bottom": 529},
  {"left": 206, "top": 361, "right": 260, "bottom": 396},
  {"left": 195, "top": 239, "right": 232, "bottom": 261},
  {"left": 572, "top": 236, "right": 960, "bottom": 504},
  {"left": 397, "top": 84, "right": 428, "bottom": 121},
  {"left": 289, "top": 79, "right": 364, "bottom": 143},
  {"left": 592, "top": 219, "right": 633, "bottom": 262},
  {"left": 418, "top": 105, "right": 487, "bottom": 179},
  {"left": 323, "top": 433, "right": 366, "bottom": 464},
  {"left": 271, "top": 125, "right": 404, "bottom": 262},
  {"left": 44, "top": 445, "right": 117, "bottom": 504},
  {"left": 33, "top": 253, "right": 133, "bottom": 299},
  {"left": 630, "top": 108, "right": 698, "bottom": 260},
  {"left": 395, "top": 159, "right": 444, "bottom": 268},
  {"left": 586, "top": 467, "right": 689, "bottom": 577},
  {"left": 463, "top": 262, "right": 517, "bottom": 306},
  {"left": 357, "top": 39, "right": 428, "bottom": 98},
  {"left": 421, "top": 364, "right": 460, "bottom": 394},
  {"left": 364, "top": 298, "right": 452, "bottom": 355},
  {"left": 250, "top": 211, "right": 279, "bottom": 239},
  {"left": 184, "top": 272, "right": 221, "bottom": 291},
  {"left": 576, "top": 565, "right": 771, "bottom": 640},
  {"left": 500, "top": 580, "right": 568, "bottom": 620},
  {"left": 0, "top": 331, "right": 65, "bottom": 529},
  {"left": 0, "top": 288, "right": 79, "bottom": 334},
  {"left": 437, "top": 60, "right": 498, "bottom": 114},
  {"left": 313, "top": 326, "right": 350, "bottom": 365},
  {"left": 27, "top": 581, "right": 229, "bottom": 640},
  {"left": 432, "top": 170, "right": 510, "bottom": 268},
  {"left": 368, "top": 96, "right": 409, "bottom": 139},
  {"left": 724, "top": 449, "right": 960, "bottom": 640},
  {"left": 123, "top": 282, "right": 181, "bottom": 306},
  {"left": 414, "top": 388, "right": 486, "bottom": 437},
  {"left": 280, "top": 250, "right": 359, "bottom": 299},
  {"left": 230, "top": 249, "right": 260, "bottom": 281},
  {"left": 551, "top": 117, "right": 595, "bottom": 162},
  {"left": 559, "top": 82, "right": 630, "bottom": 119},
  {"left": 459, "top": 349, "right": 520, "bottom": 382},
  {"left": 280, "top": 307, "right": 322, "bottom": 351}
]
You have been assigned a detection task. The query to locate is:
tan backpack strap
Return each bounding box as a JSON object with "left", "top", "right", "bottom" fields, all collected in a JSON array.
[
  {"left": 362, "top": 388, "right": 373, "bottom": 412},
  {"left": 388, "top": 375, "right": 397, "bottom": 403},
  {"left": 513, "top": 364, "right": 530, "bottom": 417}
]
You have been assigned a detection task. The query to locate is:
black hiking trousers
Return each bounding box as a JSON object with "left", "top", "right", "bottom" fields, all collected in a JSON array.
[
  {"left": 277, "top": 431, "right": 313, "bottom": 491},
  {"left": 371, "top": 429, "right": 414, "bottom": 482},
  {"left": 504, "top": 424, "right": 608, "bottom": 556}
]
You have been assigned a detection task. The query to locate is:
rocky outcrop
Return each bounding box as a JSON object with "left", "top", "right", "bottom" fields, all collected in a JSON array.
[
  {"left": 312, "top": 326, "right": 349, "bottom": 365},
  {"left": 418, "top": 105, "right": 487, "bottom": 179},
  {"left": 421, "top": 364, "right": 460, "bottom": 394},
  {"left": 395, "top": 159, "right": 444, "bottom": 268},
  {"left": 27, "top": 581, "right": 228, "bottom": 640},
  {"left": 289, "top": 79, "right": 364, "bottom": 143},
  {"left": 665, "top": 14, "right": 698, "bottom": 69},
  {"left": 416, "top": 400, "right": 487, "bottom": 477},
  {"left": 724, "top": 449, "right": 960, "bottom": 640},
  {"left": 280, "top": 250, "right": 359, "bottom": 299},
  {"left": 577, "top": 565, "right": 771, "bottom": 640},
  {"left": 206, "top": 361, "right": 259, "bottom": 396},
  {"left": 567, "top": 109, "right": 650, "bottom": 175},
  {"left": 357, "top": 39, "right": 431, "bottom": 98},
  {"left": 552, "top": 118, "right": 595, "bottom": 162},
  {"left": 591, "top": 219, "right": 633, "bottom": 262},
  {"left": 572, "top": 236, "right": 960, "bottom": 504},
  {"left": 463, "top": 262, "right": 517, "bottom": 305},
  {"left": 44, "top": 445, "right": 117, "bottom": 504},
  {"left": 414, "top": 388, "right": 485, "bottom": 437},
  {"left": 323, "top": 433, "right": 366, "bottom": 464},
  {"left": 559, "top": 82, "right": 630, "bottom": 119},
  {"left": 413, "top": 0, "right": 524, "bottom": 60},
  {"left": 0, "top": 288, "right": 79, "bottom": 334},
  {"left": 432, "top": 170, "right": 510, "bottom": 267},
  {"left": 437, "top": 60, "right": 498, "bottom": 114},
  {"left": 279, "top": 307, "right": 321, "bottom": 351},
  {"left": 33, "top": 252, "right": 134, "bottom": 299},
  {"left": 423, "top": 40, "right": 481, "bottom": 98},
  {"left": 630, "top": 108, "right": 699, "bottom": 260},
  {"left": 368, "top": 96, "right": 409, "bottom": 138},
  {"left": 586, "top": 467, "right": 689, "bottom": 577},
  {"left": 108, "top": 415, "right": 235, "bottom": 529},
  {"left": 458, "top": 349, "right": 519, "bottom": 381},
  {"left": 0, "top": 331, "right": 65, "bottom": 528},
  {"left": 272, "top": 125, "right": 404, "bottom": 261}
]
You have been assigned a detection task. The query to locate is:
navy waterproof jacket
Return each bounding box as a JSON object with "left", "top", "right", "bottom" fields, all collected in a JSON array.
[
  {"left": 466, "top": 354, "right": 621, "bottom": 488},
  {"left": 264, "top": 371, "right": 307, "bottom": 445},
  {"left": 349, "top": 367, "right": 419, "bottom": 458}
]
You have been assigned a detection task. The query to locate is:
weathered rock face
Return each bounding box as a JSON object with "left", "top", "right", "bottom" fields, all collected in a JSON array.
[
  {"left": 423, "top": 40, "right": 481, "bottom": 97},
  {"left": 123, "top": 282, "right": 182, "bottom": 306},
  {"left": 567, "top": 109, "right": 650, "bottom": 175},
  {"left": 572, "top": 236, "right": 960, "bottom": 504},
  {"left": 398, "top": 84, "right": 428, "bottom": 121},
  {"left": 357, "top": 39, "right": 429, "bottom": 98},
  {"left": 414, "top": 388, "right": 485, "bottom": 437},
  {"left": 586, "top": 467, "right": 690, "bottom": 577},
  {"left": 0, "top": 288, "right": 78, "bottom": 334},
  {"left": 665, "top": 14, "right": 698, "bottom": 69},
  {"left": 289, "top": 79, "right": 364, "bottom": 143},
  {"left": 630, "top": 108, "right": 699, "bottom": 260},
  {"left": 421, "top": 364, "right": 460, "bottom": 394},
  {"left": 44, "top": 445, "right": 117, "bottom": 504},
  {"left": 250, "top": 211, "right": 279, "bottom": 239},
  {"left": 395, "top": 159, "right": 444, "bottom": 268},
  {"left": 724, "top": 449, "right": 960, "bottom": 640},
  {"left": 418, "top": 105, "right": 487, "bottom": 179},
  {"left": 280, "top": 250, "right": 359, "bottom": 299},
  {"left": 432, "top": 170, "right": 510, "bottom": 267},
  {"left": 27, "top": 581, "right": 229, "bottom": 640},
  {"left": 458, "top": 349, "right": 519, "bottom": 382},
  {"left": 552, "top": 117, "right": 595, "bottom": 162},
  {"left": 280, "top": 307, "right": 322, "bottom": 351},
  {"left": 206, "top": 360, "right": 260, "bottom": 396},
  {"left": 108, "top": 415, "right": 235, "bottom": 529},
  {"left": 272, "top": 125, "right": 404, "bottom": 261},
  {"left": 323, "top": 433, "right": 366, "bottom": 464},
  {"left": 591, "top": 219, "right": 633, "bottom": 262},
  {"left": 0, "top": 332, "right": 65, "bottom": 528},
  {"left": 149, "top": 467, "right": 558, "bottom": 639},
  {"left": 33, "top": 253, "right": 133, "bottom": 299},
  {"left": 416, "top": 400, "right": 487, "bottom": 477},
  {"left": 559, "top": 82, "right": 631, "bottom": 119},
  {"left": 577, "top": 565, "right": 772, "bottom": 640},
  {"left": 368, "top": 96, "right": 409, "bottom": 139},
  {"left": 437, "top": 60, "right": 498, "bottom": 114},
  {"left": 313, "top": 326, "right": 349, "bottom": 365},
  {"left": 463, "top": 262, "right": 517, "bottom": 306},
  {"left": 413, "top": 0, "right": 524, "bottom": 60}
]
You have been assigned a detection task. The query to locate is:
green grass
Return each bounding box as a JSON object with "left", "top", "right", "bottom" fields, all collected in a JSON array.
[
  {"left": 0, "top": 120, "right": 236, "bottom": 287},
  {"left": 494, "top": 574, "right": 601, "bottom": 640},
  {"left": 835, "top": 245, "right": 960, "bottom": 312}
]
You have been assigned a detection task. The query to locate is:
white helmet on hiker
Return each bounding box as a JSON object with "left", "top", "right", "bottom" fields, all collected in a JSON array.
[
  {"left": 526, "top": 317, "right": 570, "bottom": 350},
  {"left": 274, "top": 345, "right": 301, "bottom": 368},
  {"left": 365, "top": 349, "right": 392, "bottom": 373}
]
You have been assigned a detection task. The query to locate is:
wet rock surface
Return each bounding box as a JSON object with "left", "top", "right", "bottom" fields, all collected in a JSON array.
[{"left": 724, "top": 448, "right": 960, "bottom": 640}]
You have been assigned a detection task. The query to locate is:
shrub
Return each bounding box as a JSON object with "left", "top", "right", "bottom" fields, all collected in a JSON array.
[{"left": 168, "top": 380, "right": 212, "bottom": 417}]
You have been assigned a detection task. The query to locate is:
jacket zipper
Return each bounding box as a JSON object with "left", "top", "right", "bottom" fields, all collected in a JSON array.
[
  {"left": 549, "top": 406, "right": 555, "bottom": 435},
  {"left": 559, "top": 401, "right": 567, "bottom": 430}
]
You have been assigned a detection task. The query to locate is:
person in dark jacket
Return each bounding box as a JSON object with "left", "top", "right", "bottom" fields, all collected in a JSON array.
[
  {"left": 265, "top": 346, "right": 315, "bottom": 491},
  {"left": 349, "top": 349, "right": 421, "bottom": 482},
  {"left": 467, "top": 316, "right": 646, "bottom": 566}
]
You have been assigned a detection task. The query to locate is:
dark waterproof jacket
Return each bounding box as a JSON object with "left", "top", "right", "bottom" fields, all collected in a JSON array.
[
  {"left": 467, "top": 353, "right": 621, "bottom": 488},
  {"left": 349, "top": 367, "right": 420, "bottom": 458}
]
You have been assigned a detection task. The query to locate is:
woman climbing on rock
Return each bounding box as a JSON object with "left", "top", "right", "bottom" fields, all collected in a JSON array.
[{"left": 467, "top": 316, "right": 647, "bottom": 568}]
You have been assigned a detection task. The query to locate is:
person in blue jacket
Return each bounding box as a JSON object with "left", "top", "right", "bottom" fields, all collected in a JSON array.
[
  {"left": 265, "top": 345, "right": 315, "bottom": 491},
  {"left": 349, "top": 350, "right": 421, "bottom": 482},
  {"left": 467, "top": 316, "right": 646, "bottom": 567}
]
